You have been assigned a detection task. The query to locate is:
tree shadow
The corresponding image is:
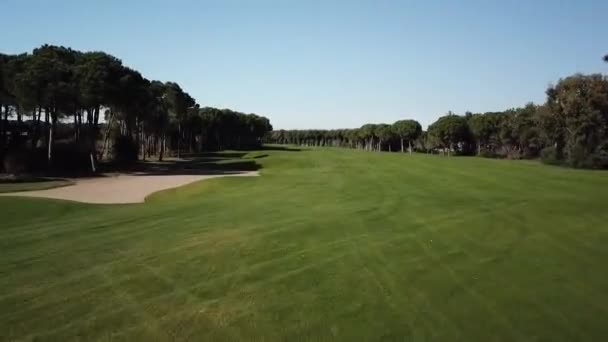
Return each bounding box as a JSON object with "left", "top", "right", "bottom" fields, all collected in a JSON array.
[
  {"left": 101, "top": 152, "right": 262, "bottom": 176},
  {"left": 261, "top": 145, "right": 302, "bottom": 152},
  {"left": 180, "top": 152, "right": 248, "bottom": 159},
  {"left": 0, "top": 176, "right": 70, "bottom": 183}
]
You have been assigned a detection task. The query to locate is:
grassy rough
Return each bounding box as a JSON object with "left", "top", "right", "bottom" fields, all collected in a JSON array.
[
  {"left": 0, "top": 178, "right": 74, "bottom": 193},
  {"left": 1, "top": 147, "right": 608, "bottom": 341}
]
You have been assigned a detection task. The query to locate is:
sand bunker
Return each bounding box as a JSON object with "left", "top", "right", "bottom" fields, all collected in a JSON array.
[{"left": 0, "top": 171, "right": 259, "bottom": 204}]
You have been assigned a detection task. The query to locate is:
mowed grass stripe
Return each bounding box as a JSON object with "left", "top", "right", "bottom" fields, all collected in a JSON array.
[{"left": 2, "top": 147, "right": 608, "bottom": 341}]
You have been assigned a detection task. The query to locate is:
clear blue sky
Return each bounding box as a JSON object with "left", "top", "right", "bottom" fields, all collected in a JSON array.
[{"left": 2, "top": 0, "right": 607, "bottom": 129}]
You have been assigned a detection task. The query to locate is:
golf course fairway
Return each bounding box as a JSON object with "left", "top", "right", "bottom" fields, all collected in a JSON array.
[{"left": 2, "top": 147, "right": 608, "bottom": 341}]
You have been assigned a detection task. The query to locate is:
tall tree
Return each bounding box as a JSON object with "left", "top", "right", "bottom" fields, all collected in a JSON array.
[
  {"left": 468, "top": 114, "right": 495, "bottom": 155},
  {"left": 544, "top": 74, "right": 608, "bottom": 168},
  {"left": 375, "top": 124, "right": 394, "bottom": 151},
  {"left": 165, "top": 82, "right": 195, "bottom": 158},
  {"left": 75, "top": 51, "right": 124, "bottom": 168},
  {"left": 0, "top": 53, "right": 18, "bottom": 150},
  {"left": 392, "top": 119, "right": 422, "bottom": 153},
  {"left": 26, "top": 45, "right": 78, "bottom": 163},
  {"left": 359, "top": 124, "right": 377, "bottom": 151},
  {"left": 427, "top": 114, "right": 470, "bottom": 156}
]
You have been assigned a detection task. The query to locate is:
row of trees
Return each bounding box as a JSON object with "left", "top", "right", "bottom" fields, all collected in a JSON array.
[
  {"left": 0, "top": 45, "right": 272, "bottom": 174},
  {"left": 267, "top": 120, "right": 422, "bottom": 153},
  {"left": 268, "top": 72, "right": 608, "bottom": 169}
]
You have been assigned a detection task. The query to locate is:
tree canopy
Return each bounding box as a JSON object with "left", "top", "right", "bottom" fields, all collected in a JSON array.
[
  {"left": 392, "top": 119, "right": 422, "bottom": 153},
  {"left": 0, "top": 44, "right": 272, "bottom": 174},
  {"left": 267, "top": 72, "right": 608, "bottom": 169}
]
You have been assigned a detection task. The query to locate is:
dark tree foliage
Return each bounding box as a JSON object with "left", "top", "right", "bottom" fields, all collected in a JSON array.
[
  {"left": 0, "top": 45, "right": 272, "bottom": 174},
  {"left": 542, "top": 74, "right": 608, "bottom": 168}
]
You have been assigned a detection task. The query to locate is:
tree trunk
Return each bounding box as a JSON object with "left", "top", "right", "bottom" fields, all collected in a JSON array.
[
  {"left": 48, "top": 113, "right": 56, "bottom": 164},
  {"left": 45, "top": 108, "right": 50, "bottom": 149},
  {"left": 74, "top": 113, "right": 79, "bottom": 141},
  {"left": 35, "top": 106, "right": 43, "bottom": 147},
  {"left": 401, "top": 138, "right": 404, "bottom": 153},
  {"left": 408, "top": 140, "right": 412, "bottom": 155},
  {"left": 1, "top": 104, "right": 9, "bottom": 149},
  {"left": 177, "top": 122, "right": 181, "bottom": 158},
  {"left": 147, "top": 135, "right": 152, "bottom": 158},
  {"left": 16, "top": 107, "right": 22, "bottom": 132},
  {"left": 99, "top": 110, "right": 114, "bottom": 161},
  {"left": 141, "top": 124, "right": 146, "bottom": 161},
  {"left": 48, "top": 123, "right": 53, "bottom": 163},
  {"left": 159, "top": 134, "right": 165, "bottom": 161},
  {"left": 15, "top": 106, "right": 22, "bottom": 146},
  {"left": 477, "top": 142, "right": 481, "bottom": 156},
  {"left": 86, "top": 109, "right": 96, "bottom": 171},
  {"left": 0, "top": 104, "right": 4, "bottom": 149},
  {"left": 190, "top": 131, "right": 194, "bottom": 153}
]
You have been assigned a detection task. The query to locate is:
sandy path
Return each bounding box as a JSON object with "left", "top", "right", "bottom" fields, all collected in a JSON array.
[{"left": 0, "top": 171, "right": 259, "bottom": 204}]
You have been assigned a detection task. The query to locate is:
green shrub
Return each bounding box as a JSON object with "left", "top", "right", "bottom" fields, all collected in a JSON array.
[
  {"left": 479, "top": 150, "right": 499, "bottom": 158},
  {"left": 589, "top": 149, "right": 608, "bottom": 169},
  {"left": 540, "top": 146, "right": 562, "bottom": 166},
  {"left": 565, "top": 145, "right": 593, "bottom": 169}
]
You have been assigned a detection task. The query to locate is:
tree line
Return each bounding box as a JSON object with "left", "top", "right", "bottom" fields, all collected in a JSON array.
[
  {"left": 268, "top": 72, "right": 608, "bottom": 169},
  {"left": 0, "top": 45, "right": 272, "bottom": 174}
]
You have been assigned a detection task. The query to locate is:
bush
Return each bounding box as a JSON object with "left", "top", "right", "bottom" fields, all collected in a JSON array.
[
  {"left": 112, "top": 136, "right": 138, "bottom": 164},
  {"left": 589, "top": 149, "right": 608, "bottom": 169},
  {"left": 565, "top": 142, "right": 608, "bottom": 169},
  {"left": 479, "top": 150, "right": 499, "bottom": 158},
  {"left": 540, "top": 146, "right": 563, "bottom": 166},
  {"left": 522, "top": 146, "right": 540, "bottom": 159},
  {"left": 564, "top": 145, "right": 593, "bottom": 169}
]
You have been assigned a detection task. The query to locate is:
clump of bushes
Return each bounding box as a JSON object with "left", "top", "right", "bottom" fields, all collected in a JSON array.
[
  {"left": 540, "top": 146, "right": 562, "bottom": 166},
  {"left": 565, "top": 143, "right": 608, "bottom": 169},
  {"left": 541, "top": 144, "right": 608, "bottom": 169},
  {"left": 478, "top": 150, "right": 499, "bottom": 159}
]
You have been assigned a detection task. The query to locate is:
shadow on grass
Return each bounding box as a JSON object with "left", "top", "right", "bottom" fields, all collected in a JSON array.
[
  {"left": 260, "top": 145, "right": 302, "bottom": 152},
  {"left": 0, "top": 176, "right": 69, "bottom": 184},
  {"left": 100, "top": 151, "right": 262, "bottom": 176},
  {"left": 0, "top": 176, "right": 75, "bottom": 193},
  {"left": 179, "top": 152, "right": 248, "bottom": 159}
]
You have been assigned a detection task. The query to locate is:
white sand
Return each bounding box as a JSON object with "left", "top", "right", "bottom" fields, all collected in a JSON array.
[{"left": 0, "top": 171, "right": 259, "bottom": 204}]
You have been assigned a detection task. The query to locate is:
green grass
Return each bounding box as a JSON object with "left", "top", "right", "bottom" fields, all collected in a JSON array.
[
  {"left": 2, "top": 147, "right": 608, "bottom": 341},
  {"left": 0, "top": 178, "right": 74, "bottom": 193}
]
